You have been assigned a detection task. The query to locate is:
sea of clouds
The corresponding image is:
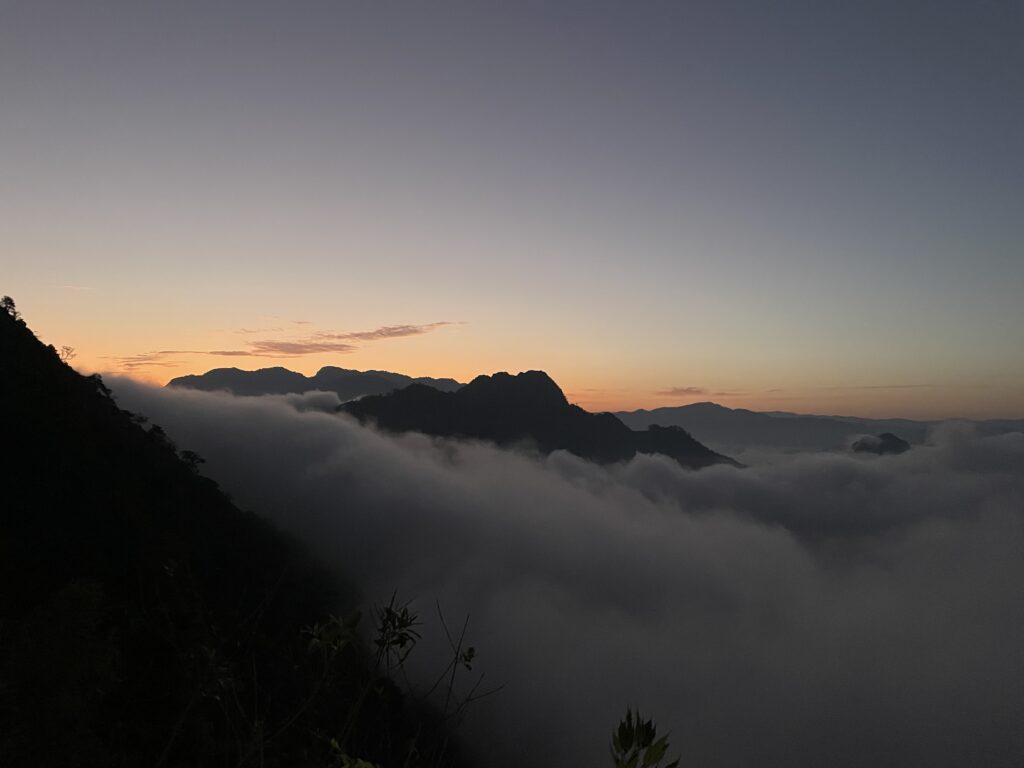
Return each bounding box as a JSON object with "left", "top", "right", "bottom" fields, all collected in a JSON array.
[{"left": 111, "top": 380, "right": 1024, "bottom": 767}]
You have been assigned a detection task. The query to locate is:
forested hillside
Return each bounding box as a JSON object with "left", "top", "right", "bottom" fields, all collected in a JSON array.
[{"left": 0, "top": 297, "right": 466, "bottom": 768}]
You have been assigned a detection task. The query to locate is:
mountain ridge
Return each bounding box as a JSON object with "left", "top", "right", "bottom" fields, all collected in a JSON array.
[
  {"left": 168, "top": 365, "right": 463, "bottom": 400},
  {"left": 615, "top": 401, "right": 1024, "bottom": 453},
  {"left": 341, "top": 370, "right": 738, "bottom": 470}
]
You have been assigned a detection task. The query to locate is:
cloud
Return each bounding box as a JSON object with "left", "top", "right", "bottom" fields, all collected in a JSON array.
[
  {"left": 656, "top": 386, "right": 742, "bottom": 398},
  {"left": 234, "top": 322, "right": 460, "bottom": 356},
  {"left": 657, "top": 386, "right": 708, "bottom": 396},
  {"left": 219, "top": 322, "right": 458, "bottom": 357},
  {"left": 112, "top": 321, "right": 459, "bottom": 370},
  {"left": 233, "top": 327, "right": 285, "bottom": 335},
  {"left": 109, "top": 380, "right": 1024, "bottom": 767},
  {"left": 105, "top": 350, "right": 204, "bottom": 370},
  {"left": 825, "top": 384, "right": 934, "bottom": 391},
  {"left": 244, "top": 339, "right": 358, "bottom": 356},
  {"left": 314, "top": 321, "right": 458, "bottom": 343}
]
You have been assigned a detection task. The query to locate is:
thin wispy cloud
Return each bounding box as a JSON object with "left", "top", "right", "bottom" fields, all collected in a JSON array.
[
  {"left": 107, "top": 350, "right": 204, "bottom": 370},
  {"left": 314, "top": 321, "right": 460, "bottom": 343},
  {"left": 658, "top": 386, "right": 708, "bottom": 397},
  {"left": 244, "top": 322, "right": 458, "bottom": 356},
  {"left": 246, "top": 340, "right": 358, "bottom": 356},
  {"left": 113, "top": 321, "right": 460, "bottom": 370},
  {"left": 825, "top": 384, "right": 934, "bottom": 391},
  {"left": 762, "top": 385, "right": 932, "bottom": 396},
  {"left": 234, "top": 327, "right": 285, "bottom": 335},
  {"left": 658, "top": 386, "right": 743, "bottom": 398}
]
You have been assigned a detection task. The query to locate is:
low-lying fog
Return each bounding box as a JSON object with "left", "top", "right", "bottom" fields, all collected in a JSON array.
[{"left": 112, "top": 380, "right": 1024, "bottom": 767}]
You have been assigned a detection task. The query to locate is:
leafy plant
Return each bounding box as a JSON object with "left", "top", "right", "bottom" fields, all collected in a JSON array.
[
  {"left": 374, "top": 591, "right": 422, "bottom": 672},
  {"left": 610, "top": 708, "right": 680, "bottom": 768},
  {"left": 329, "top": 737, "right": 384, "bottom": 768}
]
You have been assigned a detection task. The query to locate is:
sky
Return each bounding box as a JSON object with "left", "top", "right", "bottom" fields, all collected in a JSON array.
[{"left": 2, "top": 0, "right": 1022, "bottom": 418}]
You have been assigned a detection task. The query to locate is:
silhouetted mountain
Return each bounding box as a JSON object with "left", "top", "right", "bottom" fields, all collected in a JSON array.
[
  {"left": 616, "top": 402, "right": 1024, "bottom": 454},
  {"left": 169, "top": 365, "right": 463, "bottom": 400},
  {"left": 341, "top": 371, "right": 736, "bottom": 469},
  {"left": 0, "top": 299, "right": 466, "bottom": 768},
  {"left": 168, "top": 364, "right": 311, "bottom": 394},
  {"left": 633, "top": 424, "right": 740, "bottom": 468},
  {"left": 616, "top": 402, "right": 909, "bottom": 453},
  {"left": 852, "top": 432, "right": 911, "bottom": 455}
]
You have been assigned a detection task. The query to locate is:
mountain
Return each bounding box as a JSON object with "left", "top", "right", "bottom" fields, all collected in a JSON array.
[
  {"left": 0, "top": 299, "right": 465, "bottom": 768},
  {"left": 615, "top": 402, "right": 1024, "bottom": 454},
  {"left": 616, "top": 402, "right": 918, "bottom": 453},
  {"left": 633, "top": 424, "right": 739, "bottom": 468},
  {"left": 852, "top": 432, "right": 912, "bottom": 455},
  {"left": 341, "top": 371, "right": 737, "bottom": 469},
  {"left": 168, "top": 365, "right": 311, "bottom": 394},
  {"left": 169, "top": 365, "right": 463, "bottom": 400}
]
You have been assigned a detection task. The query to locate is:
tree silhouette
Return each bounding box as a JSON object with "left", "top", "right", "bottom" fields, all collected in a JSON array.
[{"left": 1, "top": 294, "right": 20, "bottom": 319}]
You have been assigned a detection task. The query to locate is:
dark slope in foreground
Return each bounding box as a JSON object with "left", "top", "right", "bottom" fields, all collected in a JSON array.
[
  {"left": 0, "top": 302, "right": 465, "bottom": 768},
  {"left": 169, "top": 365, "right": 463, "bottom": 400},
  {"left": 342, "top": 371, "right": 737, "bottom": 469}
]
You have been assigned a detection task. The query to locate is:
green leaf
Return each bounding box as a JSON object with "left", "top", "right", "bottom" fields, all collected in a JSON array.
[
  {"left": 641, "top": 737, "right": 668, "bottom": 767},
  {"left": 619, "top": 721, "right": 634, "bottom": 752}
]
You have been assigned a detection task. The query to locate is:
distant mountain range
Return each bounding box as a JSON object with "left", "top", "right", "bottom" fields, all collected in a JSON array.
[
  {"left": 168, "top": 365, "right": 462, "bottom": 400},
  {"left": 168, "top": 366, "right": 1024, "bottom": 457},
  {"left": 341, "top": 371, "right": 737, "bottom": 470},
  {"left": 169, "top": 365, "right": 734, "bottom": 469},
  {"left": 615, "top": 401, "right": 1024, "bottom": 454}
]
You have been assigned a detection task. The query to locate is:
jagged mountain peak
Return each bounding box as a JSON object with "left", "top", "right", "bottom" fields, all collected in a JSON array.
[
  {"left": 340, "top": 369, "right": 734, "bottom": 469},
  {"left": 460, "top": 370, "right": 568, "bottom": 408}
]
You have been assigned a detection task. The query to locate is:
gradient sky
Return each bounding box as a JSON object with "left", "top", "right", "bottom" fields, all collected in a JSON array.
[{"left": 3, "top": 0, "right": 1022, "bottom": 418}]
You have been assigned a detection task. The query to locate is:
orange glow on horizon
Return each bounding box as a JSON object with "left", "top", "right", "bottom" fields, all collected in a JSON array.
[
  {"left": 80, "top": 357, "right": 1022, "bottom": 422},
  {"left": 16, "top": 291, "right": 1022, "bottom": 423}
]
